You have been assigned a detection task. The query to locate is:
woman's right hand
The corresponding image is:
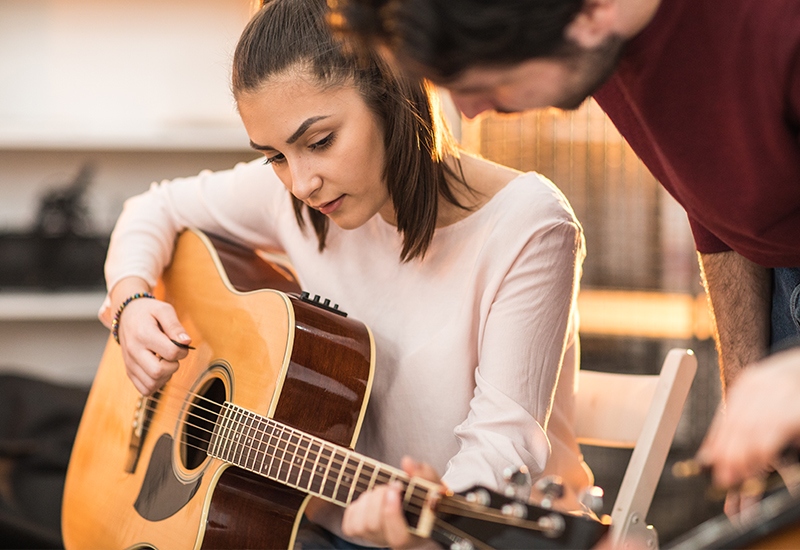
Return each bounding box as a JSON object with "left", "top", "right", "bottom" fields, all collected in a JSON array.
[{"left": 110, "top": 277, "right": 193, "bottom": 395}]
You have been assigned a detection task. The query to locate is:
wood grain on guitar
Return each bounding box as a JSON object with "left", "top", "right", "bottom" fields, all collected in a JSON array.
[{"left": 61, "top": 228, "right": 608, "bottom": 550}]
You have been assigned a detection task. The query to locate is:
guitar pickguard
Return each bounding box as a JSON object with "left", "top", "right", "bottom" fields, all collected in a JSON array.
[{"left": 134, "top": 434, "right": 202, "bottom": 521}]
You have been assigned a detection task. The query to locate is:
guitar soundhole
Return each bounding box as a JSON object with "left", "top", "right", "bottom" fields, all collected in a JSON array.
[{"left": 181, "top": 376, "right": 226, "bottom": 471}]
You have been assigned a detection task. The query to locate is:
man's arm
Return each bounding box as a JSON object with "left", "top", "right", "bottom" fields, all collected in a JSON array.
[{"left": 698, "top": 250, "right": 771, "bottom": 396}]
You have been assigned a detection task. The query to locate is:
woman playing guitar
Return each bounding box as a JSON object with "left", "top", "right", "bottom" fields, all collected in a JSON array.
[{"left": 99, "top": 0, "right": 592, "bottom": 547}]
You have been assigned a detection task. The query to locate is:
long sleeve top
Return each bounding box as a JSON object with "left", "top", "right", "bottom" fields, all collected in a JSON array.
[{"left": 101, "top": 158, "right": 592, "bottom": 502}]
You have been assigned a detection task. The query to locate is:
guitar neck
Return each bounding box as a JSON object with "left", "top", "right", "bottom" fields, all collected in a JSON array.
[{"left": 208, "top": 402, "right": 439, "bottom": 532}]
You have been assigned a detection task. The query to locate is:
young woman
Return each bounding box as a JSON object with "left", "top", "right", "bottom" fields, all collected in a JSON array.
[{"left": 100, "top": 0, "right": 590, "bottom": 547}]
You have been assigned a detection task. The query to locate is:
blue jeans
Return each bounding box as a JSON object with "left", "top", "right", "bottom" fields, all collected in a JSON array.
[{"left": 770, "top": 267, "right": 800, "bottom": 352}]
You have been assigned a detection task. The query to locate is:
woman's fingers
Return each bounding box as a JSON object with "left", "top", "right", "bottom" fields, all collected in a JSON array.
[
  {"left": 382, "top": 486, "right": 413, "bottom": 548},
  {"left": 401, "top": 456, "right": 441, "bottom": 483},
  {"left": 343, "top": 482, "right": 413, "bottom": 548},
  {"left": 118, "top": 298, "right": 191, "bottom": 395},
  {"left": 343, "top": 459, "right": 445, "bottom": 549}
]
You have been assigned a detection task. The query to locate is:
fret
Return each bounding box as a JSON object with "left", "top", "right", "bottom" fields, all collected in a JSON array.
[
  {"left": 278, "top": 431, "right": 300, "bottom": 484},
  {"left": 262, "top": 421, "right": 281, "bottom": 477},
  {"left": 307, "top": 441, "right": 326, "bottom": 494},
  {"left": 258, "top": 421, "right": 277, "bottom": 475},
  {"left": 237, "top": 408, "right": 252, "bottom": 466},
  {"left": 244, "top": 412, "right": 262, "bottom": 470},
  {"left": 229, "top": 408, "right": 246, "bottom": 464},
  {"left": 207, "top": 403, "right": 226, "bottom": 457},
  {"left": 267, "top": 424, "right": 287, "bottom": 479},
  {"left": 209, "top": 404, "right": 225, "bottom": 459},
  {"left": 253, "top": 417, "right": 270, "bottom": 473},
  {"left": 319, "top": 445, "right": 339, "bottom": 498},
  {"left": 218, "top": 404, "right": 237, "bottom": 461},
  {"left": 366, "top": 462, "right": 380, "bottom": 490},
  {"left": 322, "top": 448, "right": 347, "bottom": 499},
  {"left": 292, "top": 435, "right": 312, "bottom": 488},
  {"left": 257, "top": 421, "right": 274, "bottom": 474},
  {"left": 331, "top": 450, "right": 350, "bottom": 502},
  {"left": 371, "top": 467, "right": 394, "bottom": 489},
  {"left": 351, "top": 461, "right": 377, "bottom": 502},
  {"left": 403, "top": 479, "right": 420, "bottom": 507},
  {"left": 240, "top": 411, "right": 255, "bottom": 469},
  {"left": 298, "top": 437, "right": 315, "bottom": 489},
  {"left": 402, "top": 481, "right": 432, "bottom": 532},
  {"left": 346, "top": 458, "right": 365, "bottom": 504},
  {"left": 336, "top": 454, "right": 360, "bottom": 504}
]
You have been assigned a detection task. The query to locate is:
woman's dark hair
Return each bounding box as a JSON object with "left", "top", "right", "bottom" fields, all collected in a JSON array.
[
  {"left": 330, "top": 0, "right": 585, "bottom": 80},
  {"left": 233, "top": 0, "right": 469, "bottom": 261}
]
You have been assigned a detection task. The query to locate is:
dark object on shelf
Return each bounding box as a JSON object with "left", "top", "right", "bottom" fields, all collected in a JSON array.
[
  {"left": 0, "top": 234, "right": 109, "bottom": 290},
  {"left": 0, "top": 164, "right": 109, "bottom": 290}
]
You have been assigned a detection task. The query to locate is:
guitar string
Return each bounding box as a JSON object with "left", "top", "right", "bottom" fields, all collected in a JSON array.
[
  {"left": 139, "top": 395, "right": 532, "bottom": 520},
  {"left": 135, "top": 391, "right": 410, "bottom": 493},
  {"left": 133, "top": 393, "right": 436, "bottom": 515},
  {"left": 133, "top": 390, "right": 544, "bottom": 522}
]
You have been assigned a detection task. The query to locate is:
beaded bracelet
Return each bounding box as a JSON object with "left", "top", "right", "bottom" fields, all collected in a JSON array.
[{"left": 112, "top": 292, "right": 155, "bottom": 345}]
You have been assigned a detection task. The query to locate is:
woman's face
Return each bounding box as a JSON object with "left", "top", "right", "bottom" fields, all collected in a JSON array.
[{"left": 238, "top": 72, "right": 392, "bottom": 230}]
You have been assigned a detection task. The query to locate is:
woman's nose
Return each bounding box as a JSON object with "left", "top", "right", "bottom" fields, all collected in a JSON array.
[{"left": 288, "top": 162, "right": 322, "bottom": 201}]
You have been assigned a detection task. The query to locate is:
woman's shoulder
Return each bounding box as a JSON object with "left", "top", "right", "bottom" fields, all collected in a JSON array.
[
  {"left": 458, "top": 153, "right": 578, "bottom": 224},
  {"left": 479, "top": 170, "right": 581, "bottom": 234}
]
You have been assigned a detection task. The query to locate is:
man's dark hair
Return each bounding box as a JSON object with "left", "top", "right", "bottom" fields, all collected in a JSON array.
[
  {"left": 331, "top": 0, "right": 585, "bottom": 79},
  {"left": 234, "top": 0, "right": 470, "bottom": 261}
]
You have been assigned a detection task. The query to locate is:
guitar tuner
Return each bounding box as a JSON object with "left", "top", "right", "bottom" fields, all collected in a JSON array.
[
  {"left": 298, "top": 291, "right": 348, "bottom": 317},
  {"left": 501, "top": 501, "right": 528, "bottom": 520},
  {"left": 502, "top": 465, "right": 531, "bottom": 500},
  {"left": 464, "top": 488, "right": 492, "bottom": 507},
  {"left": 537, "top": 513, "right": 566, "bottom": 539},
  {"left": 578, "top": 485, "right": 605, "bottom": 515},
  {"left": 534, "top": 475, "right": 565, "bottom": 509}
]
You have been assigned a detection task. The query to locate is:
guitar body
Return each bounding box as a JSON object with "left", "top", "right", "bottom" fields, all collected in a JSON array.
[{"left": 62, "top": 229, "right": 375, "bottom": 550}]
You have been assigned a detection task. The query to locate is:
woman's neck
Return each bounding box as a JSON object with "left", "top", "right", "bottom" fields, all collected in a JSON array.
[{"left": 434, "top": 152, "right": 521, "bottom": 228}]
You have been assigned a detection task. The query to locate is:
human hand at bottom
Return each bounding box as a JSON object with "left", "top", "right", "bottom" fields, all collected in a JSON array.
[
  {"left": 696, "top": 348, "right": 800, "bottom": 507},
  {"left": 341, "top": 457, "right": 443, "bottom": 549}
]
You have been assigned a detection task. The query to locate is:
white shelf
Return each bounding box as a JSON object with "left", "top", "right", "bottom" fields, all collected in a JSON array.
[
  {"left": 0, "top": 124, "right": 252, "bottom": 152},
  {"left": 0, "top": 290, "right": 106, "bottom": 321}
]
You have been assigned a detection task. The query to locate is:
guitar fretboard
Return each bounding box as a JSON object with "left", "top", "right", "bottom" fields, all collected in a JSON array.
[{"left": 207, "top": 402, "right": 437, "bottom": 520}]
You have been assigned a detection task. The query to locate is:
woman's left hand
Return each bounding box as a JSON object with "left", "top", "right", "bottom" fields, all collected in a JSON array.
[{"left": 341, "top": 457, "right": 443, "bottom": 549}]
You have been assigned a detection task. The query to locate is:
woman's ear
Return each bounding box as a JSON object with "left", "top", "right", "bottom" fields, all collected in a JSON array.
[{"left": 564, "top": 0, "right": 618, "bottom": 49}]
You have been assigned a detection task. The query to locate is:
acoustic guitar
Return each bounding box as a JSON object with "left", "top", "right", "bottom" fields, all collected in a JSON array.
[{"left": 61, "top": 228, "right": 608, "bottom": 550}]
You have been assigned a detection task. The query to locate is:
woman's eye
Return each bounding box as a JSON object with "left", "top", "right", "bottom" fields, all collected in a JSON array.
[
  {"left": 309, "top": 133, "right": 335, "bottom": 151},
  {"left": 263, "top": 153, "right": 286, "bottom": 166}
]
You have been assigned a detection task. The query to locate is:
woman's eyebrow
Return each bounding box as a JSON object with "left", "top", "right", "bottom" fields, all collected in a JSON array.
[
  {"left": 249, "top": 115, "right": 331, "bottom": 151},
  {"left": 287, "top": 115, "right": 330, "bottom": 144}
]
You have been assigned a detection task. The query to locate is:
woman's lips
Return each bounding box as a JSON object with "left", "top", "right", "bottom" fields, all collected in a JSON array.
[{"left": 318, "top": 195, "right": 344, "bottom": 215}]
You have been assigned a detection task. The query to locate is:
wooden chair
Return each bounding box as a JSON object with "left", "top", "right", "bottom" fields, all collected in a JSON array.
[{"left": 575, "top": 348, "right": 698, "bottom": 549}]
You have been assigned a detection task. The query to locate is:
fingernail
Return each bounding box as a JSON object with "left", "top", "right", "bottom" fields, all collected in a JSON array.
[{"left": 178, "top": 333, "right": 190, "bottom": 342}]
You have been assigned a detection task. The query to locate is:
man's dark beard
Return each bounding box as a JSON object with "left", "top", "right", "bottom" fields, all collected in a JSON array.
[{"left": 553, "top": 34, "right": 626, "bottom": 111}]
